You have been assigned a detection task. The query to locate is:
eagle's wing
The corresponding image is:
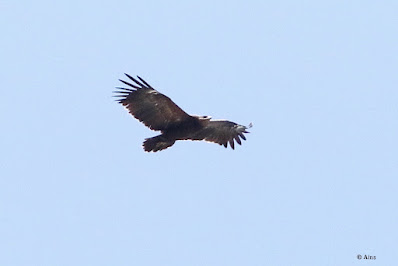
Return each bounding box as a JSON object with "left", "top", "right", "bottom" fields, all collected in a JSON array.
[
  {"left": 114, "top": 74, "right": 191, "bottom": 131},
  {"left": 193, "top": 120, "right": 249, "bottom": 149}
]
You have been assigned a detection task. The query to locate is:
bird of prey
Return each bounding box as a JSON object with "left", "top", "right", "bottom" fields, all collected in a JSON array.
[{"left": 114, "top": 74, "right": 251, "bottom": 152}]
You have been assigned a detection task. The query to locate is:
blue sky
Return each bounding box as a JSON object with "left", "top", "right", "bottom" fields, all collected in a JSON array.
[{"left": 1, "top": 0, "right": 397, "bottom": 265}]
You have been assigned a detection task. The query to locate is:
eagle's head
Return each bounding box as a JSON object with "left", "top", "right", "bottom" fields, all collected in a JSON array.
[{"left": 193, "top": 115, "right": 212, "bottom": 121}]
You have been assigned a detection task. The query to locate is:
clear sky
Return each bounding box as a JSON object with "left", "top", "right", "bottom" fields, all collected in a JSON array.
[{"left": 1, "top": 0, "right": 397, "bottom": 265}]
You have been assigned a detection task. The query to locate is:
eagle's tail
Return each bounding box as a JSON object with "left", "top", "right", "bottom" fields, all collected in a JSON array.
[{"left": 143, "top": 135, "right": 175, "bottom": 152}]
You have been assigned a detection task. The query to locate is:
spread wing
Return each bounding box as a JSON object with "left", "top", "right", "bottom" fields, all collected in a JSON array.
[
  {"left": 192, "top": 120, "right": 249, "bottom": 149},
  {"left": 114, "top": 74, "right": 192, "bottom": 131}
]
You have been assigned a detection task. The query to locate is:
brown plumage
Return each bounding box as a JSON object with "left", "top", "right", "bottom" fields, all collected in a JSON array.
[{"left": 114, "top": 74, "right": 251, "bottom": 152}]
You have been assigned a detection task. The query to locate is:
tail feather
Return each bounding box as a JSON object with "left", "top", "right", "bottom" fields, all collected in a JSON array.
[{"left": 143, "top": 135, "right": 175, "bottom": 152}]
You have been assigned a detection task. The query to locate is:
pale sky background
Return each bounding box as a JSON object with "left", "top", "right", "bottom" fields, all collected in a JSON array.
[{"left": 1, "top": 0, "right": 397, "bottom": 265}]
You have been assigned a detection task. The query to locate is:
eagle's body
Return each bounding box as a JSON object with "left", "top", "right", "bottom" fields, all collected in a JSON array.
[{"left": 114, "top": 74, "right": 250, "bottom": 152}]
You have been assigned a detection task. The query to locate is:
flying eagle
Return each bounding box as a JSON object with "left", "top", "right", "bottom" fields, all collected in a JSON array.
[{"left": 114, "top": 74, "right": 251, "bottom": 152}]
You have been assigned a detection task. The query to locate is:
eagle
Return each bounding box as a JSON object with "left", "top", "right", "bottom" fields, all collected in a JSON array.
[{"left": 114, "top": 74, "right": 251, "bottom": 152}]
